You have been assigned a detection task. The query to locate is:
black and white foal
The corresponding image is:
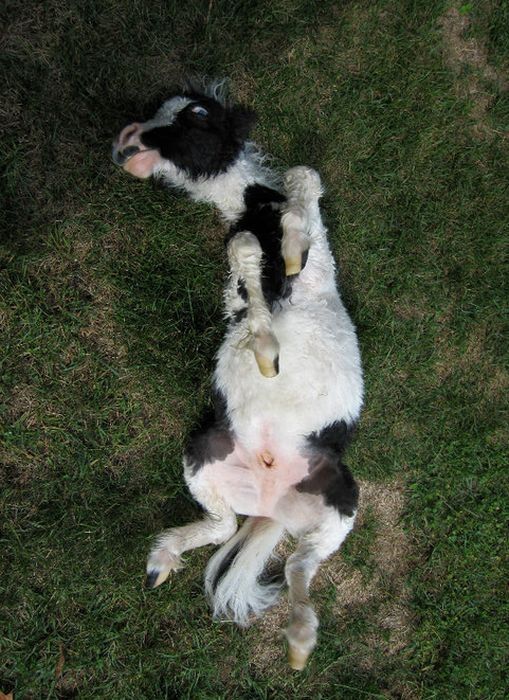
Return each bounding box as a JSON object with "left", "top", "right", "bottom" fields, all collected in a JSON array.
[{"left": 112, "top": 85, "right": 363, "bottom": 669}]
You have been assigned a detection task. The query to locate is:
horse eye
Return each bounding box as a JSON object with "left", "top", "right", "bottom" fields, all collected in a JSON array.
[{"left": 191, "top": 105, "right": 209, "bottom": 118}]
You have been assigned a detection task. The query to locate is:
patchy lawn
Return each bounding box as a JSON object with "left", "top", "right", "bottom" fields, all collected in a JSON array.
[{"left": 1, "top": 0, "right": 507, "bottom": 698}]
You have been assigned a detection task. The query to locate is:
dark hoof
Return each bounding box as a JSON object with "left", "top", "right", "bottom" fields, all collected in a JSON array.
[{"left": 145, "top": 570, "right": 160, "bottom": 589}]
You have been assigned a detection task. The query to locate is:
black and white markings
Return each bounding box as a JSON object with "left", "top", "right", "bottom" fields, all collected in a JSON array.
[
  {"left": 228, "top": 184, "right": 289, "bottom": 309},
  {"left": 184, "top": 388, "right": 234, "bottom": 475},
  {"left": 140, "top": 95, "right": 256, "bottom": 179},
  {"left": 297, "top": 421, "right": 359, "bottom": 517}
]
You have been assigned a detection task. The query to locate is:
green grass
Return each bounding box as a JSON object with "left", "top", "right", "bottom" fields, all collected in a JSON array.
[{"left": 1, "top": 0, "right": 508, "bottom": 697}]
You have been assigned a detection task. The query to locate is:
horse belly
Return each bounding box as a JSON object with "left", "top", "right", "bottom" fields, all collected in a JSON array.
[{"left": 200, "top": 445, "right": 310, "bottom": 518}]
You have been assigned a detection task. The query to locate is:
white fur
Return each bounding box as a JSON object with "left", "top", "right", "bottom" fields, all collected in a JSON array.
[
  {"left": 184, "top": 77, "right": 230, "bottom": 105},
  {"left": 216, "top": 169, "right": 363, "bottom": 438},
  {"left": 143, "top": 96, "right": 194, "bottom": 131},
  {"left": 155, "top": 143, "right": 280, "bottom": 222}
]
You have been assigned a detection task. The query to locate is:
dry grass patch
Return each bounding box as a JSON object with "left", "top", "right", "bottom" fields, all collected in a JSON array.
[
  {"left": 328, "top": 480, "right": 413, "bottom": 661},
  {"left": 393, "top": 297, "right": 430, "bottom": 322},
  {"left": 439, "top": 5, "right": 508, "bottom": 137},
  {"left": 5, "top": 383, "right": 41, "bottom": 430}
]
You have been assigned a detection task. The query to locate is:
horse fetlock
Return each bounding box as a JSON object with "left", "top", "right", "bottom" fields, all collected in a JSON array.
[
  {"left": 146, "top": 544, "right": 183, "bottom": 589},
  {"left": 285, "top": 605, "right": 318, "bottom": 670}
]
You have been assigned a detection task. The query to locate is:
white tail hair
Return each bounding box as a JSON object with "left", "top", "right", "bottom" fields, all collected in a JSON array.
[{"left": 205, "top": 517, "right": 285, "bottom": 626}]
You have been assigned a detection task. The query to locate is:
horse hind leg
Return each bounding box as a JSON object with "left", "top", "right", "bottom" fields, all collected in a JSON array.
[{"left": 282, "top": 500, "right": 356, "bottom": 670}]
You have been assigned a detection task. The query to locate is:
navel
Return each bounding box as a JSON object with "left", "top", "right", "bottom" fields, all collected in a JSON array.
[{"left": 258, "top": 450, "right": 275, "bottom": 468}]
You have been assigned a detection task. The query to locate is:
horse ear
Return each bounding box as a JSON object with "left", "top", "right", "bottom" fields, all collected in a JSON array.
[{"left": 229, "top": 105, "right": 257, "bottom": 142}]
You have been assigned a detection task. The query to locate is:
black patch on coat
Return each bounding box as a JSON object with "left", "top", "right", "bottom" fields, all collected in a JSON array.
[
  {"left": 296, "top": 421, "right": 359, "bottom": 517},
  {"left": 231, "top": 279, "right": 249, "bottom": 322},
  {"left": 232, "top": 307, "right": 248, "bottom": 323},
  {"left": 140, "top": 93, "right": 256, "bottom": 179},
  {"left": 185, "top": 388, "right": 234, "bottom": 475},
  {"left": 301, "top": 247, "right": 309, "bottom": 271},
  {"left": 237, "top": 279, "right": 248, "bottom": 302},
  {"left": 227, "top": 184, "right": 288, "bottom": 307},
  {"left": 210, "top": 541, "right": 242, "bottom": 593},
  {"left": 307, "top": 420, "right": 354, "bottom": 454}
]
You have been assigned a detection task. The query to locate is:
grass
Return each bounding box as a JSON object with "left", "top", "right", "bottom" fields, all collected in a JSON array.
[{"left": 1, "top": 0, "right": 508, "bottom": 697}]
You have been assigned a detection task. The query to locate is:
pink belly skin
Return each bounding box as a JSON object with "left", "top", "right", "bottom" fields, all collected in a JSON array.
[{"left": 198, "top": 443, "right": 311, "bottom": 518}]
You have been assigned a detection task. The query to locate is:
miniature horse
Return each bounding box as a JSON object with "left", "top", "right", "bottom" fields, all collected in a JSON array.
[{"left": 112, "top": 84, "right": 363, "bottom": 668}]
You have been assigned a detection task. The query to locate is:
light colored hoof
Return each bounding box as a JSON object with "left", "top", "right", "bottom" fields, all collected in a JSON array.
[
  {"left": 288, "top": 645, "right": 310, "bottom": 671},
  {"left": 255, "top": 351, "right": 279, "bottom": 378},
  {"left": 284, "top": 255, "right": 302, "bottom": 277}
]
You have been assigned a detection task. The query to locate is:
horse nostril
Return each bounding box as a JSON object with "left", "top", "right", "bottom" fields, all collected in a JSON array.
[
  {"left": 112, "top": 144, "right": 140, "bottom": 165},
  {"left": 122, "top": 145, "right": 140, "bottom": 158}
]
